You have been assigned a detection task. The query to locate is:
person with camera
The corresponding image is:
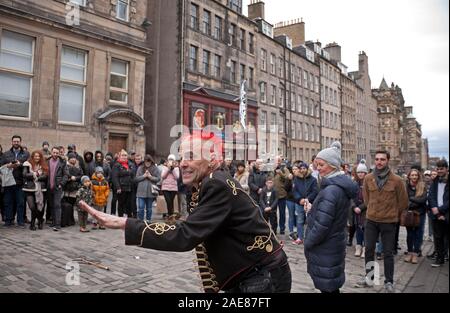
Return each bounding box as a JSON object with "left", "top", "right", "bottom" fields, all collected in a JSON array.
[
  {"left": 160, "top": 154, "right": 180, "bottom": 224},
  {"left": 403, "top": 168, "right": 427, "bottom": 264},
  {"left": 273, "top": 156, "right": 291, "bottom": 235},
  {"left": 356, "top": 150, "right": 408, "bottom": 293}
]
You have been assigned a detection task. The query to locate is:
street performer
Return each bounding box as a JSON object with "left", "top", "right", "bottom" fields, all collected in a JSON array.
[{"left": 79, "top": 133, "right": 291, "bottom": 293}]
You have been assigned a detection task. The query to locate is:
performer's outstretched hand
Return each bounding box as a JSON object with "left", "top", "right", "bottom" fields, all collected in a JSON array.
[{"left": 78, "top": 201, "right": 127, "bottom": 230}]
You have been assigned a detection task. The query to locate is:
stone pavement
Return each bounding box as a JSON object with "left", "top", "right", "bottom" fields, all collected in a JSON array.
[{"left": 0, "top": 214, "right": 446, "bottom": 293}]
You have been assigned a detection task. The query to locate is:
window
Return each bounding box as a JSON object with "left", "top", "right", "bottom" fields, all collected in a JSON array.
[
  {"left": 202, "top": 50, "right": 210, "bottom": 75},
  {"left": 260, "top": 82, "right": 267, "bottom": 103},
  {"left": 239, "top": 28, "right": 245, "bottom": 51},
  {"left": 297, "top": 95, "right": 302, "bottom": 113},
  {"left": 69, "top": 0, "right": 86, "bottom": 6},
  {"left": 291, "top": 64, "right": 295, "bottom": 82},
  {"left": 271, "top": 85, "right": 276, "bottom": 106},
  {"left": 190, "top": 4, "right": 199, "bottom": 30},
  {"left": 278, "top": 115, "right": 284, "bottom": 133},
  {"left": 291, "top": 121, "right": 296, "bottom": 139},
  {"left": 116, "top": 0, "right": 129, "bottom": 21},
  {"left": 230, "top": 60, "right": 237, "bottom": 83},
  {"left": 304, "top": 123, "right": 309, "bottom": 141},
  {"left": 214, "top": 16, "right": 223, "bottom": 40},
  {"left": 309, "top": 101, "right": 314, "bottom": 116},
  {"left": 213, "top": 54, "right": 221, "bottom": 77},
  {"left": 0, "top": 30, "right": 34, "bottom": 119},
  {"left": 240, "top": 64, "right": 245, "bottom": 83},
  {"left": 260, "top": 111, "right": 267, "bottom": 131},
  {"left": 298, "top": 122, "right": 302, "bottom": 140},
  {"left": 286, "top": 118, "right": 290, "bottom": 136},
  {"left": 248, "top": 33, "right": 254, "bottom": 54},
  {"left": 303, "top": 70, "right": 308, "bottom": 88},
  {"left": 278, "top": 57, "right": 283, "bottom": 77},
  {"left": 270, "top": 54, "right": 275, "bottom": 75},
  {"left": 304, "top": 98, "right": 308, "bottom": 115},
  {"left": 309, "top": 73, "right": 314, "bottom": 91},
  {"left": 110, "top": 58, "right": 129, "bottom": 104},
  {"left": 314, "top": 76, "right": 319, "bottom": 93},
  {"left": 279, "top": 88, "right": 285, "bottom": 108},
  {"left": 315, "top": 104, "right": 320, "bottom": 118},
  {"left": 291, "top": 92, "right": 296, "bottom": 111},
  {"left": 270, "top": 113, "right": 277, "bottom": 133},
  {"left": 229, "top": 23, "right": 236, "bottom": 46},
  {"left": 189, "top": 45, "right": 198, "bottom": 71},
  {"left": 260, "top": 49, "right": 267, "bottom": 71},
  {"left": 203, "top": 10, "right": 211, "bottom": 35},
  {"left": 59, "top": 46, "right": 87, "bottom": 124},
  {"left": 297, "top": 67, "right": 301, "bottom": 84},
  {"left": 248, "top": 67, "right": 254, "bottom": 89},
  {"left": 228, "top": 0, "right": 242, "bottom": 13}
]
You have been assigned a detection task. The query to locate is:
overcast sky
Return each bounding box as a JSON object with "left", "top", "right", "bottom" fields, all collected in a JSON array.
[{"left": 244, "top": 0, "right": 449, "bottom": 160}]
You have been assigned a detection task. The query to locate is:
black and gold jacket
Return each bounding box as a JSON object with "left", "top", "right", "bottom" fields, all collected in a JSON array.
[{"left": 125, "top": 169, "right": 284, "bottom": 292}]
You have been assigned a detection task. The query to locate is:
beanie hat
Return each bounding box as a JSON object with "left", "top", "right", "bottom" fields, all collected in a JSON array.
[
  {"left": 81, "top": 176, "right": 90, "bottom": 184},
  {"left": 356, "top": 159, "right": 369, "bottom": 173},
  {"left": 298, "top": 161, "right": 309, "bottom": 169},
  {"left": 95, "top": 166, "right": 104, "bottom": 174},
  {"left": 167, "top": 154, "right": 176, "bottom": 161},
  {"left": 316, "top": 141, "right": 342, "bottom": 169},
  {"left": 67, "top": 152, "right": 77, "bottom": 160}
]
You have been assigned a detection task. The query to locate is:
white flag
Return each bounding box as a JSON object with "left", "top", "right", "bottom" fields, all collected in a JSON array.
[{"left": 239, "top": 80, "right": 247, "bottom": 130}]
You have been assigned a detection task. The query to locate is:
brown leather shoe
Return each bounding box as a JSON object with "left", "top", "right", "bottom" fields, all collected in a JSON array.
[
  {"left": 404, "top": 253, "right": 412, "bottom": 263},
  {"left": 411, "top": 253, "right": 418, "bottom": 264}
]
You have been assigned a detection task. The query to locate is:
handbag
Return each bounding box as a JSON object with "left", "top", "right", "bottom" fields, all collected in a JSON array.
[{"left": 400, "top": 210, "right": 420, "bottom": 227}]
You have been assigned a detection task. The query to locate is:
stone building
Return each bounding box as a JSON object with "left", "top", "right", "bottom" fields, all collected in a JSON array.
[
  {"left": 0, "top": 0, "right": 150, "bottom": 155},
  {"left": 146, "top": 0, "right": 259, "bottom": 160},
  {"left": 349, "top": 52, "right": 378, "bottom": 165},
  {"left": 373, "top": 79, "right": 429, "bottom": 173},
  {"left": 248, "top": 1, "right": 320, "bottom": 162}
]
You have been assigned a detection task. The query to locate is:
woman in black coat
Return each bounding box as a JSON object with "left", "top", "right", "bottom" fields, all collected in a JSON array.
[
  {"left": 304, "top": 142, "right": 358, "bottom": 293},
  {"left": 111, "top": 150, "right": 135, "bottom": 217},
  {"left": 22, "top": 150, "right": 48, "bottom": 230}
]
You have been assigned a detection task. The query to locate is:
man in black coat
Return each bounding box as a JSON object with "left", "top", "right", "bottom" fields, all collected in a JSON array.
[
  {"left": 47, "top": 147, "right": 68, "bottom": 230},
  {"left": 1, "top": 135, "right": 30, "bottom": 227},
  {"left": 80, "top": 135, "right": 291, "bottom": 293},
  {"left": 248, "top": 159, "right": 267, "bottom": 203}
]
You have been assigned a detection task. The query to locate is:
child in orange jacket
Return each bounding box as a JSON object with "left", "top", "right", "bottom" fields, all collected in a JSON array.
[{"left": 91, "top": 167, "right": 110, "bottom": 229}]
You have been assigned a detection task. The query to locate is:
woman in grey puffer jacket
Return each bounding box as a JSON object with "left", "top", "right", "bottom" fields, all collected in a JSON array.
[{"left": 304, "top": 142, "right": 358, "bottom": 293}]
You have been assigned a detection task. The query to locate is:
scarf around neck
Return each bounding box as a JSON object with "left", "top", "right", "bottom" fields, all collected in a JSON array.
[{"left": 374, "top": 166, "right": 391, "bottom": 190}]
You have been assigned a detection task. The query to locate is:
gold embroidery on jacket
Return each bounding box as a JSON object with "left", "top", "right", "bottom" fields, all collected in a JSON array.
[
  {"left": 227, "top": 179, "right": 276, "bottom": 253},
  {"left": 247, "top": 235, "right": 273, "bottom": 253},
  {"left": 139, "top": 221, "right": 176, "bottom": 246}
]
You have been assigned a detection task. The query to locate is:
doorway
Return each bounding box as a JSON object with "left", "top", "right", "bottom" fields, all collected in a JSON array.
[{"left": 108, "top": 134, "right": 128, "bottom": 155}]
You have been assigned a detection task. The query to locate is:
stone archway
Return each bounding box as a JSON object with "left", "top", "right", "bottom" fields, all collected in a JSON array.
[{"left": 96, "top": 108, "right": 146, "bottom": 155}]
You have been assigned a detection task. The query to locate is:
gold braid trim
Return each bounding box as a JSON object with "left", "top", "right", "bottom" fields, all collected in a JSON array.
[
  {"left": 188, "top": 185, "right": 219, "bottom": 293},
  {"left": 226, "top": 179, "right": 275, "bottom": 253},
  {"left": 139, "top": 221, "right": 176, "bottom": 247}
]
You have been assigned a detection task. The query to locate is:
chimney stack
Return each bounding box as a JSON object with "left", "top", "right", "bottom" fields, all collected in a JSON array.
[
  {"left": 248, "top": 0, "right": 265, "bottom": 21},
  {"left": 273, "top": 18, "right": 305, "bottom": 46}
]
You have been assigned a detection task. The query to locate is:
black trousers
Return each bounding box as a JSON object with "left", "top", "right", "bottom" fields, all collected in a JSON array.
[
  {"left": 433, "top": 219, "right": 449, "bottom": 263},
  {"left": 111, "top": 190, "right": 118, "bottom": 215},
  {"left": 25, "top": 192, "right": 45, "bottom": 226},
  {"left": 226, "top": 261, "right": 292, "bottom": 293},
  {"left": 162, "top": 191, "right": 177, "bottom": 216},
  {"left": 364, "top": 220, "right": 396, "bottom": 284},
  {"left": 117, "top": 191, "right": 132, "bottom": 217}
]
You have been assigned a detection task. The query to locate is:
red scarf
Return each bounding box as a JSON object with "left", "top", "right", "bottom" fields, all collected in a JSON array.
[{"left": 118, "top": 160, "right": 129, "bottom": 170}]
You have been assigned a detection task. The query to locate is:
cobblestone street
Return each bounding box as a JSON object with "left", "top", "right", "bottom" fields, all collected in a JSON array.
[{"left": 1, "top": 213, "right": 447, "bottom": 293}]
